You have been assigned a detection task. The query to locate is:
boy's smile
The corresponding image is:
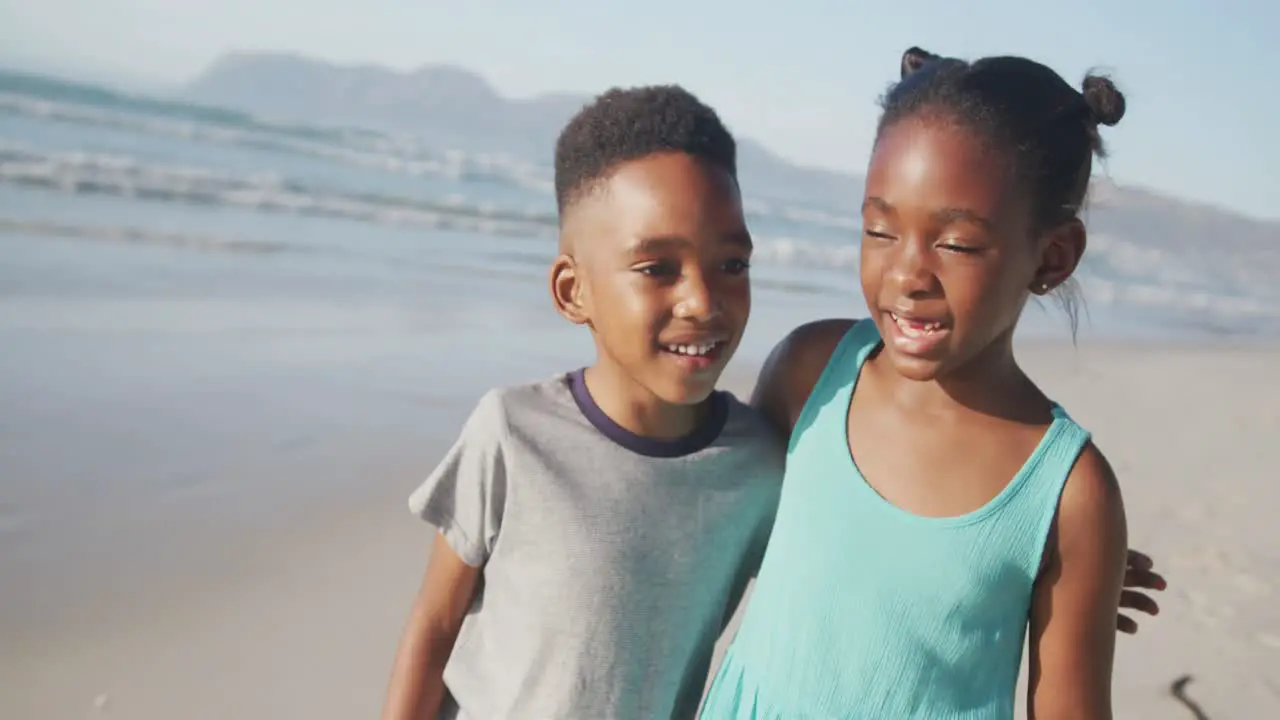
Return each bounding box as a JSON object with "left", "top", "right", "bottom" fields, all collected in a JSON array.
[
  {"left": 658, "top": 332, "right": 731, "bottom": 376},
  {"left": 552, "top": 150, "right": 751, "bottom": 429}
]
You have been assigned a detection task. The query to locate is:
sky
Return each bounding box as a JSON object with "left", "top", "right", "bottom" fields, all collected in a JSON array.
[{"left": 1, "top": 0, "right": 1276, "bottom": 221}]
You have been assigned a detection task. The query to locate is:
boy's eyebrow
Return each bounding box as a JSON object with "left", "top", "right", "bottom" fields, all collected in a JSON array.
[
  {"left": 629, "top": 236, "right": 688, "bottom": 255},
  {"left": 725, "top": 231, "right": 754, "bottom": 251},
  {"left": 628, "top": 232, "right": 754, "bottom": 256},
  {"left": 863, "top": 196, "right": 994, "bottom": 231}
]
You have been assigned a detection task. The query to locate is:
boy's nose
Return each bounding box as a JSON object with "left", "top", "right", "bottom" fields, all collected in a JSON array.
[{"left": 673, "top": 276, "right": 720, "bottom": 320}]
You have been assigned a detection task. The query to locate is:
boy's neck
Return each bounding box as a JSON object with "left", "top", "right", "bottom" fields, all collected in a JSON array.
[{"left": 582, "top": 363, "right": 708, "bottom": 440}]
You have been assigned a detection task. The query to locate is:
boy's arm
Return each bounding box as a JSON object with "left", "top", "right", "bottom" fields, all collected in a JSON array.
[
  {"left": 750, "top": 319, "right": 857, "bottom": 438},
  {"left": 381, "top": 533, "right": 481, "bottom": 720},
  {"left": 387, "top": 389, "right": 508, "bottom": 719},
  {"left": 1027, "top": 444, "right": 1128, "bottom": 720}
]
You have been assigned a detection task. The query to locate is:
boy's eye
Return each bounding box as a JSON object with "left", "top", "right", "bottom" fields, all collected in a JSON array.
[
  {"left": 863, "top": 229, "right": 895, "bottom": 241},
  {"left": 636, "top": 261, "right": 679, "bottom": 278},
  {"left": 722, "top": 258, "right": 751, "bottom": 275},
  {"left": 939, "top": 242, "right": 983, "bottom": 255}
]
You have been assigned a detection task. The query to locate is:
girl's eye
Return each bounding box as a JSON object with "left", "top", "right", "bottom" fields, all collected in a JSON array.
[
  {"left": 940, "top": 243, "right": 983, "bottom": 255},
  {"left": 864, "top": 229, "right": 895, "bottom": 241},
  {"left": 723, "top": 258, "right": 751, "bottom": 275}
]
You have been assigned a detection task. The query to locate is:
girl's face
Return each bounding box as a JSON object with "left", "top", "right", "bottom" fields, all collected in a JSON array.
[{"left": 858, "top": 116, "right": 1081, "bottom": 382}]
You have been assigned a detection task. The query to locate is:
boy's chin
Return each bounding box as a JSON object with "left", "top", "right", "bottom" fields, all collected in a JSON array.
[
  {"left": 646, "top": 375, "right": 720, "bottom": 406},
  {"left": 646, "top": 369, "right": 725, "bottom": 407}
]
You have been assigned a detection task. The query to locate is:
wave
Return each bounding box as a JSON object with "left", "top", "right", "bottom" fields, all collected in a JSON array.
[
  {"left": 0, "top": 71, "right": 863, "bottom": 232},
  {"left": 0, "top": 142, "right": 871, "bottom": 255},
  {"left": 0, "top": 216, "right": 295, "bottom": 255},
  {"left": 0, "top": 69, "right": 369, "bottom": 147},
  {"left": 0, "top": 142, "right": 558, "bottom": 238},
  {"left": 0, "top": 91, "right": 555, "bottom": 196},
  {"left": 0, "top": 142, "right": 865, "bottom": 278}
]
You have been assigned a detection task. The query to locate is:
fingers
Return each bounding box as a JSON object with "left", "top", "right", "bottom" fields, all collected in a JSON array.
[
  {"left": 1126, "top": 548, "right": 1154, "bottom": 571},
  {"left": 1124, "top": 567, "right": 1167, "bottom": 591},
  {"left": 1120, "top": 589, "right": 1160, "bottom": 617},
  {"left": 1116, "top": 613, "right": 1139, "bottom": 634}
]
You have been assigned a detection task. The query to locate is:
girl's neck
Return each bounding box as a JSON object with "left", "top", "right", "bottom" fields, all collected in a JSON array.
[
  {"left": 582, "top": 363, "right": 707, "bottom": 440},
  {"left": 873, "top": 334, "right": 1044, "bottom": 422}
]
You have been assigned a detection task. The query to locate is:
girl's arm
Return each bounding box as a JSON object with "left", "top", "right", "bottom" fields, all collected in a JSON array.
[
  {"left": 381, "top": 533, "right": 482, "bottom": 720},
  {"left": 1027, "top": 444, "right": 1129, "bottom": 720}
]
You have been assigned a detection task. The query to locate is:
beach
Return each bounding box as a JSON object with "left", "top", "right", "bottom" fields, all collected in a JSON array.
[
  {"left": 3, "top": 337, "right": 1278, "bottom": 719},
  {"left": 3, "top": 68, "right": 1279, "bottom": 719}
]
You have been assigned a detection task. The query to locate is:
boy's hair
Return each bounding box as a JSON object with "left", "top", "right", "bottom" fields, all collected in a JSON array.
[
  {"left": 877, "top": 46, "right": 1127, "bottom": 336},
  {"left": 553, "top": 85, "right": 738, "bottom": 215},
  {"left": 878, "top": 46, "right": 1126, "bottom": 232}
]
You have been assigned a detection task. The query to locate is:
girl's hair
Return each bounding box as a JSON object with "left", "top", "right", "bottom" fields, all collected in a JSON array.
[{"left": 875, "top": 47, "right": 1126, "bottom": 334}]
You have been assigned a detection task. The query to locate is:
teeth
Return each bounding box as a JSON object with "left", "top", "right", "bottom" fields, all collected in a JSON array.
[
  {"left": 892, "top": 313, "right": 943, "bottom": 338},
  {"left": 665, "top": 342, "right": 719, "bottom": 356}
]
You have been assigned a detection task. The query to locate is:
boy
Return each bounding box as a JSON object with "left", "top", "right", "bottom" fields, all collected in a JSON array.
[{"left": 380, "top": 85, "right": 784, "bottom": 720}]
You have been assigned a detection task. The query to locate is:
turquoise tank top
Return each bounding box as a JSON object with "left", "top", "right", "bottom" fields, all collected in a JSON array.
[{"left": 700, "top": 320, "right": 1091, "bottom": 719}]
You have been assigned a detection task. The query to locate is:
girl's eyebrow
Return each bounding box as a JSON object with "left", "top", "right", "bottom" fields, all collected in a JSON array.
[
  {"left": 862, "top": 196, "right": 896, "bottom": 216},
  {"left": 933, "top": 207, "right": 995, "bottom": 231},
  {"left": 863, "top": 196, "right": 994, "bottom": 231}
]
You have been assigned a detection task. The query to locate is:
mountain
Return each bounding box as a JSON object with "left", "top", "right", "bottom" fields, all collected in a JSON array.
[
  {"left": 183, "top": 52, "right": 1275, "bottom": 276},
  {"left": 183, "top": 52, "right": 861, "bottom": 208}
]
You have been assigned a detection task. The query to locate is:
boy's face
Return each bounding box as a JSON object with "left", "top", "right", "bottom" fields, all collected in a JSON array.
[{"left": 553, "top": 152, "right": 752, "bottom": 406}]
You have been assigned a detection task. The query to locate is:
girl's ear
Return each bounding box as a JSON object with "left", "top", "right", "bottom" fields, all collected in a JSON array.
[{"left": 1032, "top": 219, "right": 1086, "bottom": 294}]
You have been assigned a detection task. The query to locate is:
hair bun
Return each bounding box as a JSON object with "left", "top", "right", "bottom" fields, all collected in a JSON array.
[
  {"left": 1081, "top": 75, "right": 1126, "bottom": 126},
  {"left": 900, "top": 46, "right": 940, "bottom": 79}
]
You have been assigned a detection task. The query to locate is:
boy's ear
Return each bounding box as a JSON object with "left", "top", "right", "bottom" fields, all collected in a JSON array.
[
  {"left": 550, "top": 254, "right": 590, "bottom": 325},
  {"left": 1031, "top": 219, "right": 1086, "bottom": 295}
]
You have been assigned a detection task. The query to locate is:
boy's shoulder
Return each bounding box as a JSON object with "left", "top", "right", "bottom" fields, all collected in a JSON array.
[{"left": 467, "top": 373, "right": 580, "bottom": 435}]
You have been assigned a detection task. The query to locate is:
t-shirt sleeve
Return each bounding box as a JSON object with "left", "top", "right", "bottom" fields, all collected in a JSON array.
[{"left": 408, "top": 389, "right": 509, "bottom": 568}]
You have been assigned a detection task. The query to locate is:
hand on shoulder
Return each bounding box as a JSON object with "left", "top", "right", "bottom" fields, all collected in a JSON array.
[{"left": 751, "top": 319, "right": 860, "bottom": 440}]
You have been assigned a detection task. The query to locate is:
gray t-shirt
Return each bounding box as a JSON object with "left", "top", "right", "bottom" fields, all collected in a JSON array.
[{"left": 409, "top": 369, "right": 783, "bottom": 720}]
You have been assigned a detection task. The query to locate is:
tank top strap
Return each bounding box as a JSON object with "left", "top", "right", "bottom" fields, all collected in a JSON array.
[
  {"left": 1029, "top": 405, "right": 1093, "bottom": 496},
  {"left": 790, "top": 320, "right": 882, "bottom": 453},
  {"left": 1008, "top": 404, "right": 1094, "bottom": 573}
]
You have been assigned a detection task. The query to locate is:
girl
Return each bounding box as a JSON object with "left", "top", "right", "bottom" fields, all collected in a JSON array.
[{"left": 701, "top": 47, "right": 1139, "bottom": 719}]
